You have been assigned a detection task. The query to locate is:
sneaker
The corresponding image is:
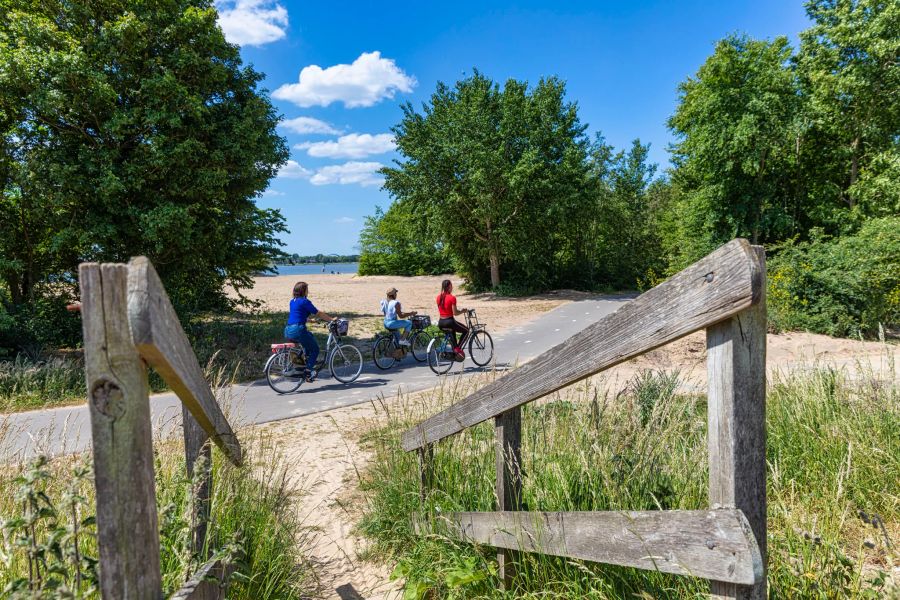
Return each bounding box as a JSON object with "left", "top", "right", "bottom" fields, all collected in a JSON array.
[
  {"left": 305, "top": 369, "right": 318, "bottom": 383},
  {"left": 454, "top": 347, "right": 465, "bottom": 361},
  {"left": 398, "top": 339, "right": 411, "bottom": 347}
]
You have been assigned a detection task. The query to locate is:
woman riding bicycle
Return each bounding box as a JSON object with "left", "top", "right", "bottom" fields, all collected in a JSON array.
[
  {"left": 285, "top": 281, "right": 336, "bottom": 382},
  {"left": 381, "top": 287, "right": 417, "bottom": 347},
  {"left": 436, "top": 279, "right": 468, "bottom": 359}
]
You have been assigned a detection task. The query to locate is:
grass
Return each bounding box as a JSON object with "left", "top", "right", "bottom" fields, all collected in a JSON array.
[
  {"left": 356, "top": 364, "right": 899, "bottom": 598},
  {"left": 0, "top": 368, "right": 314, "bottom": 598},
  {"left": 0, "top": 309, "right": 374, "bottom": 412}
]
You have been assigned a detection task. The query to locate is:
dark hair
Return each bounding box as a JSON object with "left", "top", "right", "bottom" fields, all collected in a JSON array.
[
  {"left": 438, "top": 279, "right": 452, "bottom": 309},
  {"left": 293, "top": 282, "right": 308, "bottom": 298}
]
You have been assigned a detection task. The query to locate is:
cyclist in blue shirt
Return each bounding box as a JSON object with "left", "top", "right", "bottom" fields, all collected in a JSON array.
[{"left": 284, "top": 281, "right": 336, "bottom": 381}]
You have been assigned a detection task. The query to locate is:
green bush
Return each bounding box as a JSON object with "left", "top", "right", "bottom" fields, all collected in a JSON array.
[{"left": 767, "top": 217, "right": 900, "bottom": 337}]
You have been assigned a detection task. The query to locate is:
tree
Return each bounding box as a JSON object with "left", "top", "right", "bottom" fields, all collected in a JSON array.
[
  {"left": 796, "top": 0, "right": 900, "bottom": 217},
  {"left": 668, "top": 35, "right": 800, "bottom": 260},
  {"left": 0, "top": 0, "right": 288, "bottom": 314},
  {"left": 382, "top": 71, "right": 591, "bottom": 289},
  {"left": 358, "top": 204, "right": 454, "bottom": 276}
]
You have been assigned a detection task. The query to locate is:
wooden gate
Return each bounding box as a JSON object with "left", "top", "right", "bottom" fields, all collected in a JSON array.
[
  {"left": 402, "top": 239, "right": 767, "bottom": 599},
  {"left": 80, "top": 257, "right": 242, "bottom": 599}
]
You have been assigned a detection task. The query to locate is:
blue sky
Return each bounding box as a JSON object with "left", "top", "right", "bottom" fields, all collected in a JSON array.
[{"left": 218, "top": 0, "right": 811, "bottom": 255}]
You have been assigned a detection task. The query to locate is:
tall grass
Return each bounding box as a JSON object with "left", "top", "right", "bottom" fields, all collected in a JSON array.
[
  {"left": 0, "top": 364, "right": 314, "bottom": 598},
  {"left": 358, "top": 365, "right": 899, "bottom": 598}
]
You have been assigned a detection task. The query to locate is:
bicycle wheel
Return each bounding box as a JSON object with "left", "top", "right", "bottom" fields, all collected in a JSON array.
[
  {"left": 410, "top": 331, "right": 430, "bottom": 362},
  {"left": 427, "top": 337, "right": 454, "bottom": 375},
  {"left": 468, "top": 330, "right": 494, "bottom": 367},
  {"left": 372, "top": 336, "right": 397, "bottom": 370},
  {"left": 331, "top": 344, "right": 363, "bottom": 383},
  {"left": 265, "top": 349, "right": 304, "bottom": 393}
]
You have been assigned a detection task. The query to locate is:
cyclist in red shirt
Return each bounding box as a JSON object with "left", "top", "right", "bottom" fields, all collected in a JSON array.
[{"left": 436, "top": 279, "right": 468, "bottom": 359}]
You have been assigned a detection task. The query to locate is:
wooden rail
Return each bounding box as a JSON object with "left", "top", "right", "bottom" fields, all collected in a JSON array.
[
  {"left": 403, "top": 239, "right": 767, "bottom": 599},
  {"left": 80, "top": 258, "right": 241, "bottom": 599}
]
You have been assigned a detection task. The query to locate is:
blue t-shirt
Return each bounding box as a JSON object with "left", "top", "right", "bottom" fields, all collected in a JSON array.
[{"left": 287, "top": 297, "right": 318, "bottom": 326}]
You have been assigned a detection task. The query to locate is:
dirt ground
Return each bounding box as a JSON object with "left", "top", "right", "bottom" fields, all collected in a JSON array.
[
  {"left": 251, "top": 279, "right": 896, "bottom": 599},
  {"left": 232, "top": 273, "right": 591, "bottom": 338}
]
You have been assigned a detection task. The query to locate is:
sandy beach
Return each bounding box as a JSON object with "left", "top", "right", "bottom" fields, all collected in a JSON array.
[{"left": 232, "top": 273, "right": 598, "bottom": 337}]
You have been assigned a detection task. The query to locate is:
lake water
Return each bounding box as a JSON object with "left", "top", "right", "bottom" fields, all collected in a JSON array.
[{"left": 273, "top": 262, "right": 359, "bottom": 276}]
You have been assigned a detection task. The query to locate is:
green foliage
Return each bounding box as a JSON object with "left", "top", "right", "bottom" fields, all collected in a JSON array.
[
  {"left": 381, "top": 71, "right": 593, "bottom": 290},
  {"left": 668, "top": 34, "right": 801, "bottom": 263},
  {"left": 359, "top": 368, "right": 898, "bottom": 598},
  {"left": 1, "top": 429, "right": 312, "bottom": 598},
  {"left": 358, "top": 205, "right": 455, "bottom": 276},
  {"left": 767, "top": 216, "right": 900, "bottom": 337},
  {"left": 0, "top": 0, "right": 289, "bottom": 321}
]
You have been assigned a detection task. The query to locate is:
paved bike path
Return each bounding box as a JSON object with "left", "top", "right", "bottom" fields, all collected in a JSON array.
[{"left": 1, "top": 296, "right": 632, "bottom": 459}]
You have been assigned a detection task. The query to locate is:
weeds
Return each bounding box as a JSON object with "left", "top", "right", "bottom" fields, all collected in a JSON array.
[
  {"left": 358, "top": 367, "right": 898, "bottom": 598},
  {"left": 0, "top": 429, "right": 312, "bottom": 598}
]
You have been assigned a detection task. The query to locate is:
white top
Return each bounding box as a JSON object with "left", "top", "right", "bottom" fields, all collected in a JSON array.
[{"left": 381, "top": 299, "right": 400, "bottom": 320}]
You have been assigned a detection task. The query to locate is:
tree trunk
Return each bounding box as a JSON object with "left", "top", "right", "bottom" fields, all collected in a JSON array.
[{"left": 489, "top": 251, "right": 501, "bottom": 288}]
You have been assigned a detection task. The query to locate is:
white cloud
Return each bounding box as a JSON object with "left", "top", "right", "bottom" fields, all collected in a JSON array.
[
  {"left": 262, "top": 189, "right": 286, "bottom": 196},
  {"left": 280, "top": 117, "right": 339, "bottom": 135},
  {"left": 273, "top": 51, "right": 416, "bottom": 108},
  {"left": 277, "top": 160, "right": 312, "bottom": 179},
  {"left": 216, "top": 0, "right": 288, "bottom": 47},
  {"left": 310, "top": 161, "right": 384, "bottom": 187},
  {"left": 333, "top": 216, "right": 355, "bottom": 224},
  {"left": 296, "top": 133, "right": 396, "bottom": 159}
]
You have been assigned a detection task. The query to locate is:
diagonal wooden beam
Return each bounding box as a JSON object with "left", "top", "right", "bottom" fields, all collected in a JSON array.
[
  {"left": 432, "top": 509, "right": 763, "bottom": 586},
  {"left": 127, "top": 257, "right": 242, "bottom": 466},
  {"left": 402, "top": 238, "right": 763, "bottom": 451}
]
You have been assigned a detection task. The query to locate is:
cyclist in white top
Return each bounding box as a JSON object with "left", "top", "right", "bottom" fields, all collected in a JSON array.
[{"left": 381, "top": 287, "right": 417, "bottom": 346}]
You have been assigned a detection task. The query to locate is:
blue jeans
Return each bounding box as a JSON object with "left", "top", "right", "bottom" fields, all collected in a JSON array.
[
  {"left": 384, "top": 318, "right": 411, "bottom": 343},
  {"left": 284, "top": 324, "right": 318, "bottom": 370}
]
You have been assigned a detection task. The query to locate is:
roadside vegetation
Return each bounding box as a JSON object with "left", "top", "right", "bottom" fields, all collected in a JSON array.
[
  {"left": 0, "top": 424, "right": 313, "bottom": 599},
  {"left": 358, "top": 366, "right": 898, "bottom": 598}
]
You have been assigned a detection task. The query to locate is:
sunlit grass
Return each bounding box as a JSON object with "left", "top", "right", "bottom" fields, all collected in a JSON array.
[{"left": 357, "top": 364, "right": 899, "bottom": 598}]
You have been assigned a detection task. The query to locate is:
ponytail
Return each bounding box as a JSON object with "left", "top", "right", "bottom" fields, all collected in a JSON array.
[{"left": 438, "top": 279, "right": 452, "bottom": 309}]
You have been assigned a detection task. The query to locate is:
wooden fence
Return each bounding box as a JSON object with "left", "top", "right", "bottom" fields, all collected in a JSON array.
[
  {"left": 79, "top": 257, "right": 243, "bottom": 599},
  {"left": 403, "top": 239, "right": 768, "bottom": 599}
]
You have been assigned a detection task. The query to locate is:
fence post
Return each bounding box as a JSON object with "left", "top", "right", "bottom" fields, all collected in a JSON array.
[
  {"left": 80, "top": 263, "right": 162, "bottom": 599},
  {"left": 184, "top": 405, "right": 213, "bottom": 558},
  {"left": 495, "top": 406, "right": 523, "bottom": 588},
  {"left": 706, "top": 246, "right": 767, "bottom": 600},
  {"left": 417, "top": 443, "right": 434, "bottom": 503}
]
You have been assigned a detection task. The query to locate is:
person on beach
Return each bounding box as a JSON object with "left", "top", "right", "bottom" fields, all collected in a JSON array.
[
  {"left": 284, "top": 281, "right": 336, "bottom": 381},
  {"left": 380, "top": 287, "right": 417, "bottom": 346},
  {"left": 436, "top": 280, "right": 468, "bottom": 359}
]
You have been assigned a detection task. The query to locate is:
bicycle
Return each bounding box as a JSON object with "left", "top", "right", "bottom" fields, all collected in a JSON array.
[
  {"left": 427, "top": 309, "right": 494, "bottom": 375},
  {"left": 372, "top": 315, "right": 432, "bottom": 370},
  {"left": 264, "top": 318, "right": 363, "bottom": 393}
]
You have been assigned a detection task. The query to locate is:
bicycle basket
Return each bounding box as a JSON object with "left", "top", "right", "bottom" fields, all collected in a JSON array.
[
  {"left": 332, "top": 318, "right": 349, "bottom": 336},
  {"left": 412, "top": 315, "right": 431, "bottom": 330}
]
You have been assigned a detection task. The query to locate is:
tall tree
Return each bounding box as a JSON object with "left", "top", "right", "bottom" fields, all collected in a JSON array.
[
  {"left": 0, "top": 0, "right": 288, "bottom": 312},
  {"left": 669, "top": 35, "right": 800, "bottom": 260},
  {"left": 382, "top": 72, "right": 591, "bottom": 289},
  {"left": 796, "top": 0, "right": 900, "bottom": 217}
]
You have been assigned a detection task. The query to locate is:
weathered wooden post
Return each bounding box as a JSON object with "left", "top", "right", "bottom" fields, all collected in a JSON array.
[
  {"left": 706, "top": 246, "right": 767, "bottom": 600},
  {"left": 417, "top": 443, "right": 434, "bottom": 503},
  {"left": 494, "top": 406, "right": 523, "bottom": 588},
  {"left": 80, "top": 263, "right": 163, "bottom": 599}
]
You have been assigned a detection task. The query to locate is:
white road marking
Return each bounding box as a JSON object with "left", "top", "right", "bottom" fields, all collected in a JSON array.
[
  {"left": 554, "top": 328, "right": 560, "bottom": 332},
  {"left": 525, "top": 340, "right": 532, "bottom": 344}
]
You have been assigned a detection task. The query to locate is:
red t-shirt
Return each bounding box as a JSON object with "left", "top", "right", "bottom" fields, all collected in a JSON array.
[{"left": 436, "top": 292, "right": 456, "bottom": 318}]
